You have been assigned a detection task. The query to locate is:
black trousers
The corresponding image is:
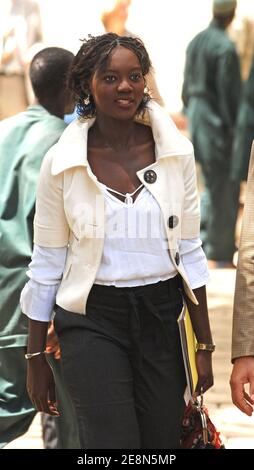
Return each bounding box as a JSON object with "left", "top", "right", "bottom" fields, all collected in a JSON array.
[
  {"left": 54, "top": 276, "right": 186, "bottom": 449},
  {"left": 42, "top": 354, "right": 80, "bottom": 449}
]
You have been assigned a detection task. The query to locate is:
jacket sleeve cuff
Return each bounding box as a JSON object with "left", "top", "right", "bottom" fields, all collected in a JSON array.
[{"left": 20, "top": 280, "right": 58, "bottom": 322}]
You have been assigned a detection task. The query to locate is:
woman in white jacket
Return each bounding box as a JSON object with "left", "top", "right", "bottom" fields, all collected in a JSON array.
[{"left": 21, "top": 33, "right": 214, "bottom": 449}]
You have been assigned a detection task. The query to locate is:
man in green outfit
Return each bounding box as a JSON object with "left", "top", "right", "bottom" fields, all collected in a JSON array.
[
  {"left": 231, "top": 54, "right": 254, "bottom": 183},
  {"left": 0, "top": 47, "right": 79, "bottom": 448},
  {"left": 182, "top": 0, "right": 241, "bottom": 265}
]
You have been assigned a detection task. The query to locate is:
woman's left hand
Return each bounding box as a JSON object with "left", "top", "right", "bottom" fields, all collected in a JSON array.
[{"left": 195, "top": 350, "right": 214, "bottom": 395}]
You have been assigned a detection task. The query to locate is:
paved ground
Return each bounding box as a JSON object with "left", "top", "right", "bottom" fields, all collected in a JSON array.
[{"left": 4, "top": 267, "right": 254, "bottom": 449}]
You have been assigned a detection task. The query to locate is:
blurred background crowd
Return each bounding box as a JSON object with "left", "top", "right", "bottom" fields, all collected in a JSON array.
[{"left": 1, "top": 0, "right": 254, "bottom": 114}]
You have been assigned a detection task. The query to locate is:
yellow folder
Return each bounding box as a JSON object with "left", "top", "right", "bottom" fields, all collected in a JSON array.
[{"left": 177, "top": 303, "right": 198, "bottom": 398}]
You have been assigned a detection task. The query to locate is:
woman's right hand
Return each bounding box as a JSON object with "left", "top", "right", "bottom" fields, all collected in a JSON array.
[
  {"left": 27, "top": 354, "right": 59, "bottom": 416},
  {"left": 195, "top": 350, "right": 214, "bottom": 395}
]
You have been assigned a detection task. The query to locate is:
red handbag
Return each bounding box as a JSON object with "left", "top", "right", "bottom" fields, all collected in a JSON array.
[{"left": 181, "top": 396, "right": 225, "bottom": 449}]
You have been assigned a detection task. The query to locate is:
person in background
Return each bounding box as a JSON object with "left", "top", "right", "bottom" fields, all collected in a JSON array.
[
  {"left": 0, "top": 0, "right": 43, "bottom": 119},
  {"left": 230, "top": 55, "right": 254, "bottom": 268},
  {"left": 230, "top": 143, "right": 254, "bottom": 417},
  {"left": 182, "top": 0, "right": 241, "bottom": 267},
  {"left": 231, "top": 55, "right": 254, "bottom": 184},
  {"left": 21, "top": 32, "right": 214, "bottom": 449},
  {"left": 0, "top": 46, "right": 79, "bottom": 449},
  {"left": 101, "top": 0, "right": 131, "bottom": 36},
  {"left": 229, "top": 13, "right": 254, "bottom": 81}
]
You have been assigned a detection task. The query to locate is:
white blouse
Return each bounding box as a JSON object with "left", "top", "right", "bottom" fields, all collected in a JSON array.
[{"left": 21, "top": 186, "right": 209, "bottom": 321}]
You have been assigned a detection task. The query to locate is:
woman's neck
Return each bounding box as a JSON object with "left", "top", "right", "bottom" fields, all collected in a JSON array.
[{"left": 93, "top": 117, "right": 136, "bottom": 151}]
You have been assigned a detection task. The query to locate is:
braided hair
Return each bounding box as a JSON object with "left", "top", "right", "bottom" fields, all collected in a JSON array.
[{"left": 68, "top": 33, "right": 152, "bottom": 118}]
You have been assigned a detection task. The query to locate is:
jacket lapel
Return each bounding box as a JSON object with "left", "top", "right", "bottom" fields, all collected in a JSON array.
[{"left": 51, "top": 102, "right": 193, "bottom": 176}]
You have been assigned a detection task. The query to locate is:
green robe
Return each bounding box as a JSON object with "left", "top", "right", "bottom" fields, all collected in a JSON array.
[
  {"left": 0, "top": 105, "right": 66, "bottom": 349},
  {"left": 182, "top": 20, "right": 241, "bottom": 261},
  {"left": 182, "top": 19, "right": 241, "bottom": 168},
  {"left": 231, "top": 55, "right": 254, "bottom": 182},
  {"left": 0, "top": 105, "right": 79, "bottom": 448}
]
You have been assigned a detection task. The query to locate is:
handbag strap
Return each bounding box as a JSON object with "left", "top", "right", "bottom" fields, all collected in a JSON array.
[{"left": 193, "top": 390, "right": 209, "bottom": 445}]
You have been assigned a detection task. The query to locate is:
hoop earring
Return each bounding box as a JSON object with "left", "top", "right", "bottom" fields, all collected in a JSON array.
[
  {"left": 84, "top": 95, "right": 90, "bottom": 106},
  {"left": 143, "top": 78, "right": 149, "bottom": 95},
  {"left": 142, "top": 92, "right": 150, "bottom": 105}
]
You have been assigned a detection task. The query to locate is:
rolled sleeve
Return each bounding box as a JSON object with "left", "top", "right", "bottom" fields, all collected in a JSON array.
[
  {"left": 180, "top": 238, "right": 210, "bottom": 289},
  {"left": 20, "top": 280, "right": 58, "bottom": 322},
  {"left": 27, "top": 245, "right": 67, "bottom": 285},
  {"left": 20, "top": 244, "right": 67, "bottom": 322}
]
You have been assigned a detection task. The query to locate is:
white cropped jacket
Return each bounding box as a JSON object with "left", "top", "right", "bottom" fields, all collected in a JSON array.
[{"left": 33, "top": 101, "right": 200, "bottom": 314}]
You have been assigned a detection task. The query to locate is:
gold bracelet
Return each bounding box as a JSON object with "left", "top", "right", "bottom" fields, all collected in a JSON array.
[
  {"left": 25, "top": 351, "right": 45, "bottom": 360},
  {"left": 196, "top": 342, "right": 216, "bottom": 352}
]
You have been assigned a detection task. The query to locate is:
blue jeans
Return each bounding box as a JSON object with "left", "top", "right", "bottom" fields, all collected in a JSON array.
[{"left": 54, "top": 276, "right": 186, "bottom": 449}]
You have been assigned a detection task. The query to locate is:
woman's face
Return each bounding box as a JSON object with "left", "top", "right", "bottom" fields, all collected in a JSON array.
[{"left": 89, "top": 46, "right": 145, "bottom": 120}]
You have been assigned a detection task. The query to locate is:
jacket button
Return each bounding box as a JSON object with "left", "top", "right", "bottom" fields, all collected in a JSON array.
[
  {"left": 175, "top": 252, "right": 180, "bottom": 265},
  {"left": 144, "top": 170, "right": 157, "bottom": 184},
  {"left": 168, "top": 215, "right": 179, "bottom": 229}
]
